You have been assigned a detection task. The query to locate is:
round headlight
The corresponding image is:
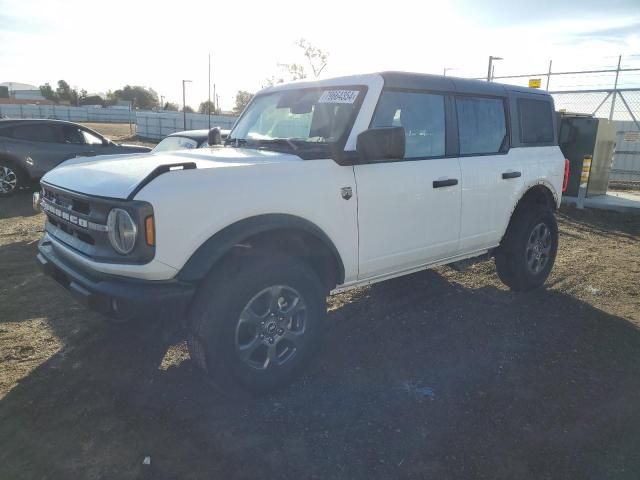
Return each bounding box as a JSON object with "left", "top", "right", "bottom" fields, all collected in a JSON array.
[{"left": 107, "top": 208, "right": 137, "bottom": 255}]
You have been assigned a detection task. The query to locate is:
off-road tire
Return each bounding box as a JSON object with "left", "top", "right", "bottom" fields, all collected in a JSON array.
[
  {"left": 187, "top": 254, "right": 326, "bottom": 394},
  {"left": 495, "top": 205, "right": 558, "bottom": 292}
]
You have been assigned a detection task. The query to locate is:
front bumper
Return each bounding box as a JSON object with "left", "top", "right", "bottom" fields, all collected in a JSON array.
[{"left": 37, "top": 236, "right": 195, "bottom": 321}]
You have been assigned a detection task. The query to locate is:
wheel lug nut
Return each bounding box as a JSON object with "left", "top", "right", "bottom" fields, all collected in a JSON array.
[
  {"left": 268, "top": 337, "right": 274, "bottom": 344},
  {"left": 277, "top": 328, "right": 284, "bottom": 335}
]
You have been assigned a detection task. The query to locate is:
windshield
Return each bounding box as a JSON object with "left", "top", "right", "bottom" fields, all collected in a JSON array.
[
  {"left": 228, "top": 87, "right": 365, "bottom": 152},
  {"left": 152, "top": 136, "right": 199, "bottom": 153}
]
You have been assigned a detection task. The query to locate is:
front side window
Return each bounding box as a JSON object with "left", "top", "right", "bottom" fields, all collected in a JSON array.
[
  {"left": 228, "top": 86, "right": 365, "bottom": 157},
  {"left": 456, "top": 97, "right": 507, "bottom": 155},
  {"left": 371, "top": 91, "right": 446, "bottom": 159},
  {"left": 152, "top": 136, "right": 199, "bottom": 153},
  {"left": 519, "top": 98, "right": 554, "bottom": 144},
  {"left": 62, "top": 126, "right": 85, "bottom": 145},
  {"left": 81, "top": 129, "right": 104, "bottom": 145}
]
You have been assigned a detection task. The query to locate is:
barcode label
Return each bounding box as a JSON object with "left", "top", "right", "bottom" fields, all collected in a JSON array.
[{"left": 318, "top": 90, "right": 359, "bottom": 104}]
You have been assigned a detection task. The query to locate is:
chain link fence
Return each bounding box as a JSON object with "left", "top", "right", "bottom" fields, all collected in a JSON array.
[{"left": 550, "top": 89, "right": 640, "bottom": 189}]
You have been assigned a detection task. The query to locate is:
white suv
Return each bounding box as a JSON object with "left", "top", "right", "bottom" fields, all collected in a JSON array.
[{"left": 36, "top": 72, "right": 565, "bottom": 392}]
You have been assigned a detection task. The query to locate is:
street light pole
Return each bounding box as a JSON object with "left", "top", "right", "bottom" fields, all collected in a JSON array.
[
  {"left": 487, "top": 56, "right": 503, "bottom": 82},
  {"left": 443, "top": 67, "right": 454, "bottom": 76},
  {"left": 160, "top": 95, "right": 165, "bottom": 110},
  {"left": 208, "top": 53, "right": 211, "bottom": 129},
  {"left": 182, "top": 79, "right": 192, "bottom": 130}
]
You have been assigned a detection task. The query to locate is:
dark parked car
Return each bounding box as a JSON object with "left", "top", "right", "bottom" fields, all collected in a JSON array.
[
  {"left": 0, "top": 119, "right": 151, "bottom": 196},
  {"left": 151, "top": 128, "right": 230, "bottom": 153}
]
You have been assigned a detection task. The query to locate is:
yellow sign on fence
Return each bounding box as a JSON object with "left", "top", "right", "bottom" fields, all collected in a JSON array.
[{"left": 528, "top": 78, "right": 542, "bottom": 88}]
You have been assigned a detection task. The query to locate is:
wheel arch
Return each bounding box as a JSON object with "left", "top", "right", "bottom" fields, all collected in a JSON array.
[
  {"left": 177, "top": 214, "right": 345, "bottom": 291},
  {"left": 0, "top": 153, "right": 31, "bottom": 180},
  {"left": 499, "top": 182, "right": 558, "bottom": 245}
]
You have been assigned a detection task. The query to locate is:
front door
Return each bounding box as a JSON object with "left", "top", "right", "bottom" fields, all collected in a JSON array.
[{"left": 354, "top": 90, "right": 462, "bottom": 279}]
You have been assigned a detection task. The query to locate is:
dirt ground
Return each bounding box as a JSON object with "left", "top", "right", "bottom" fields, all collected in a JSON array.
[
  {"left": 1, "top": 185, "right": 639, "bottom": 479},
  {"left": 80, "top": 122, "right": 157, "bottom": 148}
]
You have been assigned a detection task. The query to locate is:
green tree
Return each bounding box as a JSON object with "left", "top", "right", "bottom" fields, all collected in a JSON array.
[
  {"left": 182, "top": 105, "right": 195, "bottom": 113},
  {"left": 163, "top": 102, "right": 179, "bottom": 111},
  {"left": 198, "top": 100, "right": 219, "bottom": 115},
  {"left": 80, "top": 95, "right": 104, "bottom": 107},
  {"left": 55, "top": 80, "right": 79, "bottom": 104},
  {"left": 233, "top": 91, "right": 254, "bottom": 113},
  {"left": 39, "top": 83, "right": 58, "bottom": 102},
  {"left": 108, "top": 85, "right": 158, "bottom": 110}
]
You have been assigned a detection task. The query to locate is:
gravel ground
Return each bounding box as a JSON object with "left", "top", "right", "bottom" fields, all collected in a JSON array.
[{"left": 0, "top": 187, "right": 639, "bottom": 479}]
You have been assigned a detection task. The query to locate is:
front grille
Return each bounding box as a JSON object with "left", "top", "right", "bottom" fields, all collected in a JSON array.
[{"left": 41, "top": 182, "right": 155, "bottom": 264}]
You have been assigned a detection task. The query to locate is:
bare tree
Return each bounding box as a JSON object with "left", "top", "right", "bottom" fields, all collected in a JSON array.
[{"left": 297, "top": 38, "right": 328, "bottom": 78}]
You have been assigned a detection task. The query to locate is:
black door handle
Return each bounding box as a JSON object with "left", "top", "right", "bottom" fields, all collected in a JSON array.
[
  {"left": 502, "top": 171, "right": 522, "bottom": 179},
  {"left": 433, "top": 179, "right": 458, "bottom": 188}
]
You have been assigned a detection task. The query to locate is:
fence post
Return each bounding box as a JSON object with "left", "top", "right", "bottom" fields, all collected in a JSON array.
[
  {"left": 609, "top": 55, "right": 622, "bottom": 121},
  {"left": 545, "top": 60, "right": 552, "bottom": 91}
]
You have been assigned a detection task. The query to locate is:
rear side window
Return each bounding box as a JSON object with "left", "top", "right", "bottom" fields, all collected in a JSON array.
[
  {"left": 9, "top": 125, "right": 59, "bottom": 143},
  {"left": 456, "top": 97, "right": 507, "bottom": 155},
  {"left": 371, "top": 90, "right": 446, "bottom": 158},
  {"left": 518, "top": 99, "right": 554, "bottom": 144}
]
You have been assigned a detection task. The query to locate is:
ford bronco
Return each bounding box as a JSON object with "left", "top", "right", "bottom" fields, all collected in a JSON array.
[{"left": 35, "top": 72, "right": 565, "bottom": 392}]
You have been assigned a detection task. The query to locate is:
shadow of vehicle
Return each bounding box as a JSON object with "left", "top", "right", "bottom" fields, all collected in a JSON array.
[
  {"left": 0, "top": 190, "right": 39, "bottom": 221},
  {"left": 1, "top": 265, "right": 639, "bottom": 480}
]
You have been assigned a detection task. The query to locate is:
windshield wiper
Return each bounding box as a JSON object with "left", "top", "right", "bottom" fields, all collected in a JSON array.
[
  {"left": 255, "top": 138, "right": 300, "bottom": 151},
  {"left": 224, "top": 137, "right": 248, "bottom": 147}
]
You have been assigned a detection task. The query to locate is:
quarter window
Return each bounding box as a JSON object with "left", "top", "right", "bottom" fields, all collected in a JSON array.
[
  {"left": 456, "top": 97, "right": 507, "bottom": 155},
  {"left": 371, "top": 91, "right": 446, "bottom": 159},
  {"left": 518, "top": 99, "right": 553, "bottom": 144}
]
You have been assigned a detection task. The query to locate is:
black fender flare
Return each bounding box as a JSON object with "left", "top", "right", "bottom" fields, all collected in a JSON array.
[{"left": 177, "top": 214, "right": 345, "bottom": 284}]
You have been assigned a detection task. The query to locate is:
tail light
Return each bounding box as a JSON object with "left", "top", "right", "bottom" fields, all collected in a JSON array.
[{"left": 562, "top": 159, "right": 570, "bottom": 193}]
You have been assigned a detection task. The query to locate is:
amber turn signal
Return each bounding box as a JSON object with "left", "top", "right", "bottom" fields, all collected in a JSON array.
[{"left": 145, "top": 216, "right": 155, "bottom": 246}]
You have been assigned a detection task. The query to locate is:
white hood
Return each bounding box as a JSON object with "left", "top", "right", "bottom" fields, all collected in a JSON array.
[{"left": 41, "top": 147, "right": 301, "bottom": 199}]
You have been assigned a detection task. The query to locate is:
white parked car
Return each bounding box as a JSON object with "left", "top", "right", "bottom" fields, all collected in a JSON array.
[{"left": 35, "top": 72, "right": 565, "bottom": 392}]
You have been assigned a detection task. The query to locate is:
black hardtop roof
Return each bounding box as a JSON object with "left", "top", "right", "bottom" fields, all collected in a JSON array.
[{"left": 379, "top": 71, "right": 551, "bottom": 98}]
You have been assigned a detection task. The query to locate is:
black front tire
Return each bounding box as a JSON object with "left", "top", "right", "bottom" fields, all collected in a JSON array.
[
  {"left": 187, "top": 254, "right": 327, "bottom": 394},
  {"left": 495, "top": 205, "right": 558, "bottom": 292}
]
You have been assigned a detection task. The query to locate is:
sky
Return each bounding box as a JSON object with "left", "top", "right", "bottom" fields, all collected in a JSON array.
[{"left": 1, "top": 0, "right": 639, "bottom": 111}]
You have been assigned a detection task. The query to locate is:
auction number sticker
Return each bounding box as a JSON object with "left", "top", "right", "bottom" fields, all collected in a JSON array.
[{"left": 318, "top": 90, "right": 360, "bottom": 104}]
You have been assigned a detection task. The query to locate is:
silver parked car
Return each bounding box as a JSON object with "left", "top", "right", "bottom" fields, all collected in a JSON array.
[{"left": 0, "top": 119, "right": 151, "bottom": 196}]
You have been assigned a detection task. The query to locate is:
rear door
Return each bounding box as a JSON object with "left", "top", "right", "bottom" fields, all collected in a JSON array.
[
  {"left": 354, "top": 89, "right": 462, "bottom": 279},
  {"left": 456, "top": 96, "right": 523, "bottom": 252},
  {"left": 3, "top": 123, "right": 67, "bottom": 177}
]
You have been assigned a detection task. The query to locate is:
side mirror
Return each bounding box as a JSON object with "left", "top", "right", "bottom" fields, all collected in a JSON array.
[
  {"left": 102, "top": 138, "right": 110, "bottom": 146},
  {"left": 208, "top": 127, "right": 222, "bottom": 146},
  {"left": 356, "top": 127, "right": 405, "bottom": 163}
]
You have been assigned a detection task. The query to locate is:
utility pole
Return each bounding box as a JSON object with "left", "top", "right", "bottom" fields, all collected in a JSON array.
[
  {"left": 182, "top": 79, "right": 192, "bottom": 130},
  {"left": 487, "top": 56, "right": 503, "bottom": 82},
  {"left": 208, "top": 53, "right": 212, "bottom": 129},
  {"left": 609, "top": 55, "right": 622, "bottom": 121},
  {"left": 213, "top": 84, "right": 217, "bottom": 114}
]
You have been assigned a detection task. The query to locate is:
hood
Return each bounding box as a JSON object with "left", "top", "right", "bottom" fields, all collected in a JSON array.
[{"left": 42, "top": 147, "right": 302, "bottom": 200}]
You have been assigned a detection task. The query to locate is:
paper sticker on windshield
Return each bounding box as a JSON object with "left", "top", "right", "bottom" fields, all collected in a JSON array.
[{"left": 318, "top": 90, "right": 359, "bottom": 104}]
